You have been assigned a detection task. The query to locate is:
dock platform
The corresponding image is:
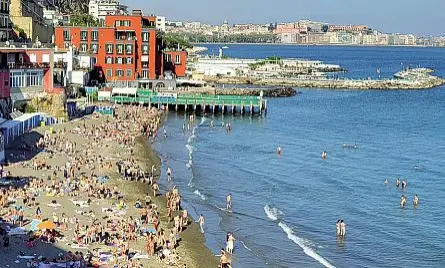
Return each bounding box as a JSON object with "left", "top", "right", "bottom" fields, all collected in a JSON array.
[{"left": 106, "top": 90, "right": 267, "bottom": 115}]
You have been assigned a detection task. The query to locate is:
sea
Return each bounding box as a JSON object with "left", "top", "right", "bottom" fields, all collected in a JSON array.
[{"left": 153, "top": 44, "right": 445, "bottom": 268}]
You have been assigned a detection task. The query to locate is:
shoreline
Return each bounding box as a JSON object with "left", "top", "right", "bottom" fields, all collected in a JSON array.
[
  {"left": 138, "top": 135, "right": 219, "bottom": 268},
  {"left": 0, "top": 107, "right": 218, "bottom": 267},
  {"left": 192, "top": 42, "right": 441, "bottom": 48}
]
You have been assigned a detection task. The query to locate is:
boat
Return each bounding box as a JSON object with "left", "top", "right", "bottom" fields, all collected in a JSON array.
[{"left": 222, "top": 46, "right": 229, "bottom": 49}]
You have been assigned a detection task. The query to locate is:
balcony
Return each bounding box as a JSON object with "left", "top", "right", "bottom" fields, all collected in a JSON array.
[
  {"left": 54, "top": 61, "right": 68, "bottom": 69},
  {"left": 6, "top": 62, "right": 50, "bottom": 69}
]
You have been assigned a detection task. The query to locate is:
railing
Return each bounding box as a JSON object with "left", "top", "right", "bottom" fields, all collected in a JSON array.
[
  {"left": 0, "top": 42, "right": 55, "bottom": 48},
  {"left": 54, "top": 62, "right": 67, "bottom": 68},
  {"left": 7, "top": 62, "right": 50, "bottom": 69}
]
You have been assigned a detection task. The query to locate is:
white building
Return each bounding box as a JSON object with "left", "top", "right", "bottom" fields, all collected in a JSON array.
[
  {"left": 156, "top": 16, "right": 165, "bottom": 32},
  {"left": 88, "top": 0, "right": 127, "bottom": 21}
]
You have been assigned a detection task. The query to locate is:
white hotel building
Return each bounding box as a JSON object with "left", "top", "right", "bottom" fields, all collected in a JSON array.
[{"left": 88, "top": 0, "right": 127, "bottom": 21}]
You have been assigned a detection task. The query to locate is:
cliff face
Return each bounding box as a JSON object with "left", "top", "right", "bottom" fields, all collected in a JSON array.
[{"left": 54, "top": 0, "right": 88, "bottom": 14}]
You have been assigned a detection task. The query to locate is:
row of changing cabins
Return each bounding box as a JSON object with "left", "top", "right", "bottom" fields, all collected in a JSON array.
[
  {"left": 0, "top": 113, "right": 63, "bottom": 162},
  {"left": 0, "top": 107, "right": 114, "bottom": 163}
]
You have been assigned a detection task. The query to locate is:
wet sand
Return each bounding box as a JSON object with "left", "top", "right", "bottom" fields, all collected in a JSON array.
[{"left": 0, "top": 108, "right": 218, "bottom": 267}]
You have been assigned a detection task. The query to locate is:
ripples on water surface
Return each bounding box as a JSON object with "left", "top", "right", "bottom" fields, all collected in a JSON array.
[{"left": 154, "top": 46, "right": 445, "bottom": 268}]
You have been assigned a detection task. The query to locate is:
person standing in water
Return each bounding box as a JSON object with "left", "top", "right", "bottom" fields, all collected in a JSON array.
[
  {"left": 336, "top": 220, "right": 341, "bottom": 236},
  {"left": 277, "top": 146, "right": 282, "bottom": 156},
  {"left": 396, "top": 178, "right": 400, "bottom": 188},
  {"left": 226, "top": 193, "right": 232, "bottom": 210},
  {"left": 197, "top": 214, "right": 205, "bottom": 233},
  {"left": 163, "top": 127, "right": 167, "bottom": 139},
  {"left": 413, "top": 195, "right": 419, "bottom": 206},
  {"left": 384, "top": 179, "right": 388, "bottom": 185},
  {"left": 321, "top": 151, "right": 327, "bottom": 160},
  {"left": 401, "top": 180, "right": 407, "bottom": 189},
  {"left": 210, "top": 120, "right": 214, "bottom": 128},
  {"left": 340, "top": 220, "right": 346, "bottom": 236},
  {"left": 167, "top": 167, "right": 172, "bottom": 182},
  {"left": 400, "top": 195, "right": 407, "bottom": 208}
]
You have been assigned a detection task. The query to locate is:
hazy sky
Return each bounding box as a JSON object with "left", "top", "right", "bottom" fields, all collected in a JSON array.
[{"left": 121, "top": 0, "right": 444, "bottom": 35}]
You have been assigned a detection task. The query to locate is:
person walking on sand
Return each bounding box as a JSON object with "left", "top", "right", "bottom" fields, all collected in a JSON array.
[
  {"left": 197, "top": 214, "right": 205, "bottom": 233},
  {"left": 226, "top": 193, "right": 232, "bottom": 210}
]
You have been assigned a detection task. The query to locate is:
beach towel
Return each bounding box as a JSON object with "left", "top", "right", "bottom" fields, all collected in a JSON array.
[
  {"left": 71, "top": 200, "right": 89, "bottom": 208},
  {"left": 97, "top": 176, "right": 109, "bottom": 184},
  {"left": 70, "top": 244, "right": 89, "bottom": 249},
  {"left": 29, "top": 219, "right": 42, "bottom": 231},
  {"left": 140, "top": 225, "right": 156, "bottom": 234},
  {"left": 131, "top": 253, "right": 150, "bottom": 260}
]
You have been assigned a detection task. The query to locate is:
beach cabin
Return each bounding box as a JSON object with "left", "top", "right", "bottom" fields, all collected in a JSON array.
[{"left": 0, "top": 113, "right": 59, "bottom": 162}]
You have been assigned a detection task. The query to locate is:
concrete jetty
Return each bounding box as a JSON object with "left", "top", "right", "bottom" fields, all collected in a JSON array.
[{"left": 201, "top": 68, "right": 445, "bottom": 90}]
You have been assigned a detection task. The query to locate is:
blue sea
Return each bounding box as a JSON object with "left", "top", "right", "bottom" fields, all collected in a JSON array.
[{"left": 153, "top": 45, "right": 445, "bottom": 268}]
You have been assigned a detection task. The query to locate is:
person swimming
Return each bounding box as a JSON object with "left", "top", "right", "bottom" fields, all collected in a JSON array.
[{"left": 384, "top": 179, "right": 388, "bottom": 185}]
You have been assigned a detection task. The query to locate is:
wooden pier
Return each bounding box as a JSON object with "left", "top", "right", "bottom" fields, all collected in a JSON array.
[{"left": 107, "top": 90, "right": 268, "bottom": 115}]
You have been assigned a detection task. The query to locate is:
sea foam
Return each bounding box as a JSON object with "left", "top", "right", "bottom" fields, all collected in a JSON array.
[
  {"left": 278, "top": 222, "right": 336, "bottom": 268},
  {"left": 194, "top": 189, "right": 207, "bottom": 200},
  {"left": 264, "top": 205, "right": 283, "bottom": 221}
]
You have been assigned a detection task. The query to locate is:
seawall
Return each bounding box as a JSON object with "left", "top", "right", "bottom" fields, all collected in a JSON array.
[{"left": 202, "top": 75, "right": 445, "bottom": 90}]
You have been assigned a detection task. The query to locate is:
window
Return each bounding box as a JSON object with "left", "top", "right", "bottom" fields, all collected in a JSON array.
[
  {"left": 30, "top": 53, "right": 36, "bottom": 63},
  {"left": 115, "top": 57, "right": 123, "bottom": 64},
  {"left": 116, "top": 44, "right": 124, "bottom": 54},
  {"left": 80, "top": 31, "right": 88, "bottom": 41},
  {"left": 106, "top": 57, "right": 113, "bottom": 64},
  {"left": 42, "top": 54, "right": 50, "bottom": 63},
  {"left": 165, "top": 54, "right": 172, "bottom": 62},
  {"left": 63, "top": 29, "right": 70, "bottom": 41},
  {"left": 125, "top": 44, "right": 133, "bottom": 54},
  {"left": 106, "top": 69, "right": 112, "bottom": 78},
  {"left": 10, "top": 71, "right": 42, "bottom": 87},
  {"left": 123, "top": 20, "right": 130, "bottom": 26},
  {"left": 91, "top": 31, "right": 98, "bottom": 41},
  {"left": 10, "top": 72, "right": 25, "bottom": 87},
  {"left": 115, "top": 20, "right": 130, "bottom": 27},
  {"left": 126, "top": 57, "right": 132, "bottom": 64},
  {"left": 126, "top": 69, "right": 132, "bottom": 77},
  {"left": 142, "top": 45, "right": 149, "bottom": 55},
  {"left": 115, "top": 69, "right": 123, "bottom": 77},
  {"left": 27, "top": 71, "right": 43, "bottom": 86},
  {"left": 141, "top": 70, "right": 148, "bottom": 78},
  {"left": 106, "top": 44, "right": 113, "bottom": 54},
  {"left": 175, "top": 55, "right": 181, "bottom": 64},
  {"left": 80, "top": 43, "right": 87, "bottom": 52},
  {"left": 115, "top": 20, "right": 120, "bottom": 27},
  {"left": 91, "top": 57, "right": 97, "bottom": 65},
  {"left": 142, "top": 32, "right": 149, "bottom": 42},
  {"left": 90, "top": 44, "right": 98, "bottom": 53}
]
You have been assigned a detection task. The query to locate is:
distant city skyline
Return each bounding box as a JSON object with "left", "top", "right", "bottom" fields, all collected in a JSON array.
[{"left": 120, "top": 0, "right": 445, "bottom": 36}]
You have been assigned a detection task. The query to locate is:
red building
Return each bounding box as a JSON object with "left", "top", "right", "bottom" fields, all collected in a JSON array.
[
  {"left": 54, "top": 12, "right": 187, "bottom": 81},
  {"left": 0, "top": 47, "right": 63, "bottom": 97}
]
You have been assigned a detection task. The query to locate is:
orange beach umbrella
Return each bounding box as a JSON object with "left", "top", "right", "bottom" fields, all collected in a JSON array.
[{"left": 38, "top": 220, "right": 56, "bottom": 230}]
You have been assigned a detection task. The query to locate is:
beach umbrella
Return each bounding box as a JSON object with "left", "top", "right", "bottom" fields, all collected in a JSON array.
[{"left": 38, "top": 221, "right": 56, "bottom": 230}]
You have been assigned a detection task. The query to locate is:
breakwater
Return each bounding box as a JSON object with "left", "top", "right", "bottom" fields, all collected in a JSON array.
[
  {"left": 201, "top": 69, "right": 445, "bottom": 90},
  {"left": 184, "top": 86, "right": 297, "bottom": 97}
]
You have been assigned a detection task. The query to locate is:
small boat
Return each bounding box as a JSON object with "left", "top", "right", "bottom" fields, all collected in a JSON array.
[{"left": 222, "top": 46, "right": 229, "bottom": 49}]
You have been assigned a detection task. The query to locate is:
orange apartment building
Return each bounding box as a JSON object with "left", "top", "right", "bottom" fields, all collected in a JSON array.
[{"left": 54, "top": 12, "right": 187, "bottom": 82}]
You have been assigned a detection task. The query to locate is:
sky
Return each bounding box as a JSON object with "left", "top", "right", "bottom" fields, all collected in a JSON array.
[{"left": 121, "top": 0, "right": 445, "bottom": 36}]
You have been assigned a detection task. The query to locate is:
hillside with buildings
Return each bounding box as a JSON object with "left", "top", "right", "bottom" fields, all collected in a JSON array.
[{"left": 166, "top": 19, "right": 425, "bottom": 46}]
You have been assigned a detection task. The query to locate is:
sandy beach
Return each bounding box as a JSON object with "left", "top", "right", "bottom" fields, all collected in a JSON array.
[{"left": 0, "top": 106, "right": 218, "bottom": 267}]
